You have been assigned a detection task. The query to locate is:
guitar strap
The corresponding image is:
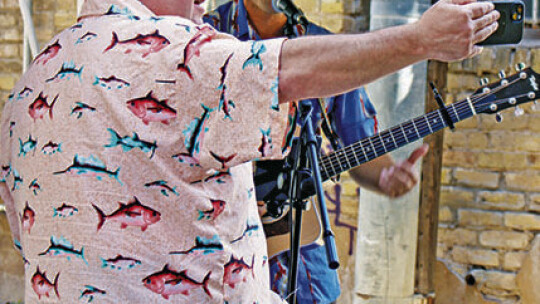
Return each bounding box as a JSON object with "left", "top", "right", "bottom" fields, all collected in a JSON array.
[{"left": 317, "top": 98, "right": 341, "bottom": 181}]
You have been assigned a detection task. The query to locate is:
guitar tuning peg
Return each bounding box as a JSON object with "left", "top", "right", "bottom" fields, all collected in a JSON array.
[
  {"left": 515, "top": 62, "right": 526, "bottom": 71},
  {"left": 495, "top": 113, "right": 503, "bottom": 123},
  {"left": 479, "top": 78, "right": 489, "bottom": 86},
  {"left": 514, "top": 106, "right": 525, "bottom": 117},
  {"left": 498, "top": 70, "right": 507, "bottom": 79}
]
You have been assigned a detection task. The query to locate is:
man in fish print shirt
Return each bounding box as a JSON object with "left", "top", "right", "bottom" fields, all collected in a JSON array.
[
  {"left": 204, "top": 0, "right": 432, "bottom": 302},
  {"left": 0, "top": 0, "right": 498, "bottom": 302}
]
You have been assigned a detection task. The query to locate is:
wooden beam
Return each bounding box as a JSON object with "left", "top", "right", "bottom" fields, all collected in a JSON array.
[{"left": 415, "top": 59, "right": 447, "bottom": 296}]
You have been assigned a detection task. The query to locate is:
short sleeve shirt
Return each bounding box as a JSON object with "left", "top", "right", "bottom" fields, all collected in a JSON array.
[{"left": 0, "top": 0, "right": 290, "bottom": 303}]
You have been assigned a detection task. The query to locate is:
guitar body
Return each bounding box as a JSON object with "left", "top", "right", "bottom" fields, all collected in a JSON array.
[{"left": 255, "top": 160, "right": 323, "bottom": 258}]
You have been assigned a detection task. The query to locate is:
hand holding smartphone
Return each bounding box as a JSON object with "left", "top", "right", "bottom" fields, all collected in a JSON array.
[{"left": 478, "top": 0, "right": 524, "bottom": 45}]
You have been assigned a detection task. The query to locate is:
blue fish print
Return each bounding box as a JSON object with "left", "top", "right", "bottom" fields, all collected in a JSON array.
[
  {"left": 100, "top": 255, "right": 141, "bottom": 270},
  {"left": 80, "top": 285, "right": 106, "bottom": 303},
  {"left": 53, "top": 203, "right": 78, "bottom": 218},
  {"left": 42, "top": 141, "right": 62, "bottom": 155},
  {"left": 105, "top": 4, "right": 140, "bottom": 20},
  {"left": 75, "top": 31, "right": 97, "bottom": 45},
  {"left": 231, "top": 218, "right": 260, "bottom": 243},
  {"left": 54, "top": 154, "right": 123, "bottom": 185},
  {"left": 92, "top": 75, "right": 130, "bottom": 90},
  {"left": 46, "top": 61, "right": 84, "bottom": 83},
  {"left": 174, "top": 104, "right": 214, "bottom": 166},
  {"left": 16, "top": 86, "right": 33, "bottom": 101},
  {"left": 170, "top": 235, "right": 223, "bottom": 256},
  {"left": 270, "top": 77, "right": 279, "bottom": 111},
  {"left": 18, "top": 135, "right": 37, "bottom": 157},
  {"left": 71, "top": 102, "right": 96, "bottom": 119},
  {"left": 217, "top": 53, "right": 235, "bottom": 120},
  {"left": 144, "top": 180, "right": 179, "bottom": 197},
  {"left": 104, "top": 128, "right": 157, "bottom": 159},
  {"left": 12, "top": 168, "right": 22, "bottom": 191},
  {"left": 242, "top": 41, "right": 266, "bottom": 71},
  {"left": 39, "top": 236, "right": 88, "bottom": 265}
]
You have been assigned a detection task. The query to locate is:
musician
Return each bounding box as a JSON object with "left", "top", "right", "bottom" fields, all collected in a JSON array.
[
  {"left": 204, "top": 0, "right": 431, "bottom": 302},
  {"left": 0, "top": 0, "right": 497, "bottom": 302}
]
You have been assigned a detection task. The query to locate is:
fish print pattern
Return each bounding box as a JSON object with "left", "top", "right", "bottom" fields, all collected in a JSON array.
[{"left": 0, "top": 0, "right": 289, "bottom": 302}]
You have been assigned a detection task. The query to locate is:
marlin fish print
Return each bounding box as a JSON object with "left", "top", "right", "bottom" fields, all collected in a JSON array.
[
  {"left": 75, "top": 32, "right": 97, "bottom": 45},
  {"left": 231, "top": 218, "right": 260, "bottom": 243},
  {"left": 169, "top": 235, "right": 224, "bottom": 255},
  {"left": 54, "top": 154, "right": 123, "bottom": 185},
  {"left": 103, "top": 30, "right": 170, "bottom": 58},
  {"left": 104, "top": 128, "right": 157, "bottom": 159},
  {"left": 177, "top": 26, "right": 217, "bottom": 79},
  {"left": 46, "top": 61, "right": 84, "bottom": 83},
  {"left": 38, "top": 236, "right": 88, "bottom": 265},
  {"left": 174, "top": 104, "right": 213, "bottom": 166},
  {"left": 217, "top": 53, "right": 236, "bottom": 120}
]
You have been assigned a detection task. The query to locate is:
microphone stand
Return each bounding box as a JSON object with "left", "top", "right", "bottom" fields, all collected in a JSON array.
[{"left": 285, "top": 100, "right": 340, "bottom": 304}]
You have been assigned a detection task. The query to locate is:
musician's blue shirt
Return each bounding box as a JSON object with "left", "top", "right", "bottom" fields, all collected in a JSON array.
[{"left": 204, "top": 2, "right": 377, "bottom": 302}]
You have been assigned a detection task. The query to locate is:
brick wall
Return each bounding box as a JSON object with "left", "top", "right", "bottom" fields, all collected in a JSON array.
[{"left": 438, "top": 47, "right": 540, "bottom": 303}]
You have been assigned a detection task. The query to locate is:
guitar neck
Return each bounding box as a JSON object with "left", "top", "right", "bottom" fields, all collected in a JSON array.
[{"left": 319, "top": 98, "right": 476, "bottom": 181}]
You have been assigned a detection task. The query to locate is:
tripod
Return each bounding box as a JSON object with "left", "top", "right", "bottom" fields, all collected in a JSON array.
[{"left": 284, "top": 100, "right": 340, "bottom": 304}]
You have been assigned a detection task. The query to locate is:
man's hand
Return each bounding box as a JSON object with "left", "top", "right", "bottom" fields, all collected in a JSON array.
[
  {"left": 378, "top": 144, "right": 429, "bottom": 198},
  {"left": 416, "top": 0, "right": 500, "bottom": 62}
]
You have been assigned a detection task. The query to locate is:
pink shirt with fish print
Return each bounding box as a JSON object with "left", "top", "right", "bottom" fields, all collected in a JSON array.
[{"left": 0, "top": 0, "right": 290, "bottom": 303}]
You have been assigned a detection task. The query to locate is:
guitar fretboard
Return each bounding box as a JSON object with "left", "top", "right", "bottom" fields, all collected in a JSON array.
[{"left": 319, "top": 98, "right": 477, "bottom": 181}]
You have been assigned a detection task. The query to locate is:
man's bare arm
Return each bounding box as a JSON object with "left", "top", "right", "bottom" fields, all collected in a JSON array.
[{"left": 278, "top": 0, "right": 499, "bottom": 103}]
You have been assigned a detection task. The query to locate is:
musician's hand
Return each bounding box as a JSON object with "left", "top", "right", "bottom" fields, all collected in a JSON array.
[{"left": 378, "top": 144, "right": 429, "bottom": 198}]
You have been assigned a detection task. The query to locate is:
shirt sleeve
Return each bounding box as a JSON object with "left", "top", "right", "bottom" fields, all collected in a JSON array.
[
  {"left": 330, "top": 87, "right": 378, "bottom": 146},
  {"left": 184, "top": 32, "right": 290, "bottom": 170}
]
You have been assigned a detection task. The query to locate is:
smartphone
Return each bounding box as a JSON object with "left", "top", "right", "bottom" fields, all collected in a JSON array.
[{"left": 478, "top": 0, "right": 524, "bottom": 45}]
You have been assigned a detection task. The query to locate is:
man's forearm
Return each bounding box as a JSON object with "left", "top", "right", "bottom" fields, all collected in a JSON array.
[{"left": 279, "top": 23, "right": 425, "bottom": 103}]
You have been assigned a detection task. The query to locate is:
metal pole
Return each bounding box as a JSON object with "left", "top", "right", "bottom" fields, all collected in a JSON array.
[{"left": 18, "top": 0, "right": 39, "bottom": 71}]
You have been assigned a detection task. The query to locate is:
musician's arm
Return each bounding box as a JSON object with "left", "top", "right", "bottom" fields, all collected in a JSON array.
[{"left": 349, "top": 145, "right": 428, "bottom": 198}]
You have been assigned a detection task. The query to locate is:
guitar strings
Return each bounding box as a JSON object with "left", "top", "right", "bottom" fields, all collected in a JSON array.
[{"left": 318, "top": 76, "right": 529, "bottom": 179}]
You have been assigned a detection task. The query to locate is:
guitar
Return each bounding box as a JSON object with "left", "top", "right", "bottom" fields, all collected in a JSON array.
[{"left": 256, "top": 65, "right": 539, "bottom": 258}]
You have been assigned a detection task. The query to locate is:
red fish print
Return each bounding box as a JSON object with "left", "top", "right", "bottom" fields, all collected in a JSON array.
[
  {"left": 34, "top": 40, "right": 61, "bottom": 65},
  {"left": 210, "top": 151, "right": 237, "bottom": 169},
  {"left": 223, "top": 255, "right": 255, "bottom": 289},
  {"left": 177, "top": 26, "right": 217, "bottom": 79},
  {"left": 92, "top": 197, "right": 160, "bottom": 232},
  {"left": 143, "top": 265, "right": 212, "bottom": 299},
  {"left": 126, "top": 91, "right": 177, "bottom": 125},
  {"left": 28, "top": 93, "right": 58, "bottom": 121},
  {"left": 197, "top": 199, "right": 226, "bottom": 221},
  {"left": 20, "top": 201, "right": 35, "bottom": 234},
  {"left": 104, "top": 30, "right": 170, "bottom": 58},
  {"left": 31, "top": 266, "right": 60, "bottom": 299}
]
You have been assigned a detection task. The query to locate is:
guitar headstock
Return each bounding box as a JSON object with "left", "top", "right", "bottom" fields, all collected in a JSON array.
[{"left": 471, "top": 64, "right": 538, "bottom": 118}]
